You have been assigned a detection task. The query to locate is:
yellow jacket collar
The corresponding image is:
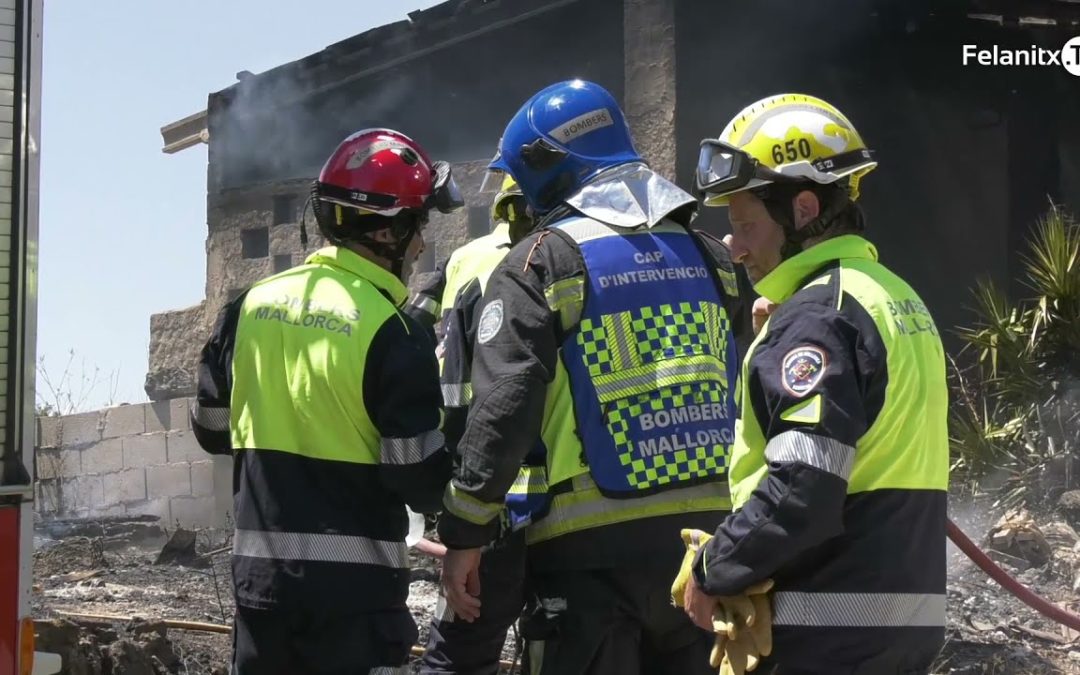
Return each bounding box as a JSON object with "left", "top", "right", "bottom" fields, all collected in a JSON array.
[
  {"left": 305, "top": 246, "right": 409, "bottom": 306},
  {"left": 755, "top": 235, "right": 878, "bottom": 303}
]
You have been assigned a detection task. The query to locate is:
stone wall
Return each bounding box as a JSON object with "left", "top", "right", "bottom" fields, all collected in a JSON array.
[
  {"left": 144, "top": 304, "right": 205, "bottom": 400},
  {"left": 34, "top": 399, "right": 232, "bottom": 529}
]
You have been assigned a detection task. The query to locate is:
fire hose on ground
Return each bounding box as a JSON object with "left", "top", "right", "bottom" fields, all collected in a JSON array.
[
  {"left": 416, "top": 524, "right": 1080, "bottom": 633},
  {"left": 946, "top": 518, "right": 1080, "bottom": 632}
]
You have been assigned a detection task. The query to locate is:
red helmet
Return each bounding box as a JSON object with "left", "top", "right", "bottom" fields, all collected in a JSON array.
[
  {"left": 312, "top": 128, "right": 463, "bottom": 231},
  {"left": 305, "top": 128, "right": 463, "bottom": 269},
  {"left": 317, "top": 128, "right": 438, "bottom": 216}
]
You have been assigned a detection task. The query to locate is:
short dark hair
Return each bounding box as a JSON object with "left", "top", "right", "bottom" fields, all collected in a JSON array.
[
  {"left": 797, "top": 181, "right": 864, "bottom": 237},
  {"left": 755, "top": 179, "right": 864, "bottom": 240}
]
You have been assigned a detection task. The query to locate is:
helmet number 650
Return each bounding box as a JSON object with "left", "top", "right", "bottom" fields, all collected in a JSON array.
[{"left": 771, "top": 139, "right": 812, "bottom": 164}]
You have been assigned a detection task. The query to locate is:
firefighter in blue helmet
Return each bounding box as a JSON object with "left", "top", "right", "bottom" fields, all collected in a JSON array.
[{"left": 438, "top": 79, "right": 752, "bottom": 675}]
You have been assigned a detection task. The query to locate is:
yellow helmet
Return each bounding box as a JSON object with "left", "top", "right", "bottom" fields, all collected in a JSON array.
[
  {"left": 697, "top": 94, "right": 877, "bottom": 206},
  {"left": 491, "top": 175, "right": 525, "bottom": 223}
]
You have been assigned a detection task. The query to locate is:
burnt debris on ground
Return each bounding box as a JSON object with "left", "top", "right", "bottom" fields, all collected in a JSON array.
[
  {"left": 939, "top": 493, "right": 1080, "bottom": 674},
  {"left": 31, "top": 516, "right": 520, "bottom": 674},
  {"left": 31, "top": 506, "right": 1080, "bottom": 674}
]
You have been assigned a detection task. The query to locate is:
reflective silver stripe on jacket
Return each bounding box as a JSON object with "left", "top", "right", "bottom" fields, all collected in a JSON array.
[
  {"left": 527, "top": 474, "right": 730, "bottom": 544},
  {"left": 444, "top": 482, "right": 505, "bottom": 525},
  {"left": 715, "top": 267, "right": 739, "bottom": 297},
  {"left": 369, "top": 667, "right": 408, "bottom": 675},
  {"left": 544, "top": 277, "right": 585, "bottom": 332},
  {"left": 233, "top": 529, "right": 408, "bottom": 568},
  {"left": 409, "top": 293, "right": 439, "bottom": 318},
  {"left": 441, "top": 382, "right": 473, "bottom": 407},
  {"left": 764, "top": 430, "right": 855, "bottom": 480},
  {"left": 381, "top": 429, "right": 444, "bottom": 465},
  {"left": 191, "top": 402, "right": 230, "bottom": 432},
  {"left": 772, "top": 592, "right": 946, "bottom": 627}
]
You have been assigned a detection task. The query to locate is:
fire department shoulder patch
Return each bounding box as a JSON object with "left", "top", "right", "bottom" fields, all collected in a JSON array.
[
  {"left": 781, "top": 345, "right": 827, "bottom": 397},
  {"left": 477, "top": 299, "right": 504, "bottom": 345}
]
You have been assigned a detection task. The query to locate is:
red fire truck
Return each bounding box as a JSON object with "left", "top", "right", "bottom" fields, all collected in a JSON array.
[{"left": 0, "top": 0, "right": 58, "bottom": 672}]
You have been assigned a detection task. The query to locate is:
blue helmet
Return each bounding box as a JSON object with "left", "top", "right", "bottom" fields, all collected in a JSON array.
[{"left": 489, "top": 80, "right": 642, "bottom": 215}]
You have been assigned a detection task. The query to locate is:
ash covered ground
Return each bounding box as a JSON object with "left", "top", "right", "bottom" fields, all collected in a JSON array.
[
  {"left": 30, "top": 497, "right": 1080, "bottom": 674},
  {"left": 30, "top": 518, "right": 517, "bottom": 674}
]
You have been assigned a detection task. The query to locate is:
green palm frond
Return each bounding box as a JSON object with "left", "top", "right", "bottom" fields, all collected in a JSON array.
[
  {"left": 1021, "top": 205, "right": 1080, "bottom": 303},
  {"left": 948, "top": 205, "right": 1080, "bottom": 498},
  {"left": 1021, "top": 206, "right": 1080, "bottom": 357}
]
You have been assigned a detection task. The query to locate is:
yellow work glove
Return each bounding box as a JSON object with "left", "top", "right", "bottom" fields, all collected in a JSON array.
[
  {"left": 671, "top": 528, "right": 713, "bottom": 607},
  {"left": 710, "top": 611, "right": 758, "bottom": 674},
  {"left": 669, "top": 528, "right": 774, "bottom": 674},
  {"left": 708, "top": 579, "right": 774, "bottom": 675}
]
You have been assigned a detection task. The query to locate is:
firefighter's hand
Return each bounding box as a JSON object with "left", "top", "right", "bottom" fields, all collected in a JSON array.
[
  {"left": 752, "top": 297, "right": 777, "bottom": 336},
  {"left": 708, "top": 580, "right": 775, "bottom": 673},
  {"left": 441, "top": 547, "right": 483, "bottom": 622},
  {"left": 684, "top": 569, "right": 720, "bottom": 632}
]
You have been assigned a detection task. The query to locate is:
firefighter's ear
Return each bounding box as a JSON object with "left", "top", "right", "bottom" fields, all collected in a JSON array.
[{"left": 792, "top": 190, "right": 820, "bottom": 230}]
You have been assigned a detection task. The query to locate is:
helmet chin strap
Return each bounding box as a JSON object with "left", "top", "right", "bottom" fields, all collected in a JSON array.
[
  {"left": 311, "top": 187, "right": 422, "bottom": 279},
  {"left": 755, "top": 182, "right": 854, "bottom": 261},
  {"left": 357, "top": 228, "right": 417, "bottom": 280}
]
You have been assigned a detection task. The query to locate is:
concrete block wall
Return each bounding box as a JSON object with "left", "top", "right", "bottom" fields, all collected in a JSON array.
[{"left": 34, "top": 398, "right": 233, "bottom": 530}]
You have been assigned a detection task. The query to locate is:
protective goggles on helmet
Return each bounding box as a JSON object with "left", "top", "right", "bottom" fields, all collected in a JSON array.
[
  {"left": 695, "top": 139, "right": 878, "bottom": 197},
  {"left": 479, "top": 137, "right": 570, "bottom": 195},
  {"left": 428, "top": 160, "right": 465, "bottom": 214},
  {"left": 695, "top": 140, "right": 786, "bottom": 196}
]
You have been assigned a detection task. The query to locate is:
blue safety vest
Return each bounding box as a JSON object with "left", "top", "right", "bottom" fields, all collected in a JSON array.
[{"left": 555, "top": 218, "right": 737, "bottom": 497}]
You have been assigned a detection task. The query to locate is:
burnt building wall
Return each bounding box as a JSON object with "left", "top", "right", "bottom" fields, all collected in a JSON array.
[
  {"left": 146, "top": 0, "right": 1080, "bottom": 399},
  {"left": 147, "top": 0, "right": 627, "bottom": 398},
  {"left": 675, "top": 0, "right": 1080, "bottom": 336},
  {"left": 208, "top": 0, "right": 624, "bottom": 191}
]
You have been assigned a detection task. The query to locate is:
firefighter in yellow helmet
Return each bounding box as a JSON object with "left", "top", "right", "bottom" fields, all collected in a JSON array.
[
  {"left": 421, "top": 176, "right": 536, "bottom": 675},
  {"left": 678, "top": 94, "right": 949, "bottom": 674}
]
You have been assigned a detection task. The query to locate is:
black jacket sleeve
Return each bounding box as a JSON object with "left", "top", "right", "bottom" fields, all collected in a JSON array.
[
  {"left": 439, "top": 278, "right": 484, "bottom": 456},
  {"left": 438, "top": 231, "right": 566, "bottom": 549},
  {"left": 190, "top": 292, "right": 248, "bottom": 455},
  {"left": 696, "top": 287, "right": 887, "bottom": 595},
  {"left": 364, "top": 311, "right": 452, "bottom": 514},
  {"left": 402, "top": 260, "right": 448, "bottom": 345}
]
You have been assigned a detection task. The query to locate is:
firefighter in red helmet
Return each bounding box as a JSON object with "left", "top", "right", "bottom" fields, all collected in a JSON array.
[{"left": 191, "top": 128, "right": 463, "bottom": 674}]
